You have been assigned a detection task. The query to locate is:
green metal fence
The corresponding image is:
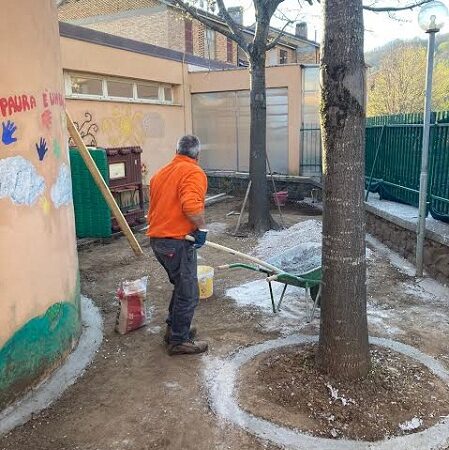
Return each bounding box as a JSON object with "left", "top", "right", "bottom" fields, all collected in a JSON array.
[{"left": 365, "top": 111, "right": 449, "bottom": 223}]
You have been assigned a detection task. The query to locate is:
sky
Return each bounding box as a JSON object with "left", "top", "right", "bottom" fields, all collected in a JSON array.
[{"left": 224, "top": 0, "right": 449, "bottom": 51}]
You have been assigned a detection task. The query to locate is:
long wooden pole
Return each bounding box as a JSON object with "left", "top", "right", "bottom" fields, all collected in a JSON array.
[{"left": 66, "top": 111, "right": 144, "bottom": 257}]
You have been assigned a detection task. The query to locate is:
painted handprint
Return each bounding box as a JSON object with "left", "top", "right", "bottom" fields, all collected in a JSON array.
[
  {"left": 2, "top": 120, "right": 17, "bottom": 145},
  {"left": 36, "top": 137, "right": 48, "bottom": 161}
]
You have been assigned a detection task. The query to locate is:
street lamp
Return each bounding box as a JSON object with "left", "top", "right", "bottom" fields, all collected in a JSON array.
[{"left": 415, "top": 0, "right": 448, "bottom": 277}]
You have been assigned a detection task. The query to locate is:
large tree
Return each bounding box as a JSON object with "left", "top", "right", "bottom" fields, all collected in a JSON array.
[
  {"left": 317, "top": 0, "right": 370, "bottom": 379},
  {"left": 317, "top": 0, "right": 435, "bottom": 379}
]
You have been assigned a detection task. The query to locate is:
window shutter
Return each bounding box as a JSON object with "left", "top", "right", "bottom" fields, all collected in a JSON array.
[
  {"left": 227, "top": 38, "right": 233, "bottom": 63},
  {"left": 185, "top": 20, "right": 193, "bottom": 54}
]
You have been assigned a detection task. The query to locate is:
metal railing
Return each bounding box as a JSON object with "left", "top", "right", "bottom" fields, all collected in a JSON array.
[
  {"left": 300, "top": 125, "right": 322, "bottom": 177},
  {"left": 365, "top": 111, "right": 449, "bottom": 223}
]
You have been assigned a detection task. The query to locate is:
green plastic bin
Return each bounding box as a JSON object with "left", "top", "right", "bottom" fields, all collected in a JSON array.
[{"left": 69, "top": 147, "right": 111, "bottom": 238}]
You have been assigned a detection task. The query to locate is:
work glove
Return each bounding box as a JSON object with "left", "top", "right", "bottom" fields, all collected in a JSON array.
[{"left": 192, "top": 229, "right": 208, "bottom": 249}]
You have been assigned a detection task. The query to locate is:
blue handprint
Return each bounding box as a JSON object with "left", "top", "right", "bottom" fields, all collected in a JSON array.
[
  {"left": 2, "top": 120, "right": 17, "bottom": 145},
  {"left": 36, "top": 137, "right": 48, "bottom": 161}
]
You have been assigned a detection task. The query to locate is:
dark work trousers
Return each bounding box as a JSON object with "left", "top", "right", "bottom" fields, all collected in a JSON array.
[{"left": 150, "top": 238, "right": 199, "bottom": 344}]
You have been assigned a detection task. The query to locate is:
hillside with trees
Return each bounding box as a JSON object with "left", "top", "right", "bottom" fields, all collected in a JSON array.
[{"left": 366, "top": 34, "right": 449, "bottom": 116}]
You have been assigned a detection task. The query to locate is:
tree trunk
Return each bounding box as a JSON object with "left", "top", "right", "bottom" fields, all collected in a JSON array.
[
  {"left": 317, "top": 0, "right": 370, "bottom": 379},
  {"left": 248, "top": 48, "right": 272, "bottom": 233}
]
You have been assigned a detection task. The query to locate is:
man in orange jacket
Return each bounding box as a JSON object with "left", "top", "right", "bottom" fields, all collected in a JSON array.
[{"left": 147, "top": 135, "right": 208, "bottom": 355}]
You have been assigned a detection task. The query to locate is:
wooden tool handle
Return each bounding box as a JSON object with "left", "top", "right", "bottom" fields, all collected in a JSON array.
[{"left": 185, "top": 235, "right": 281, "bottom": 274}]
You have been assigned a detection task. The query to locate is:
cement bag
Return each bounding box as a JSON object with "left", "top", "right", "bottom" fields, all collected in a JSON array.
[{"left": 115, "top": 276, "right": 148, "bottom": 335}]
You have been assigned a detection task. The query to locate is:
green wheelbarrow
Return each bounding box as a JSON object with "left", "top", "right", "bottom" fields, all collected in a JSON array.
[
  {"left": 185, "top": 234, "right": 322, "bottom": 322},
  {"left": 219, "top": 263, "right": 322, "bottom": 322}
]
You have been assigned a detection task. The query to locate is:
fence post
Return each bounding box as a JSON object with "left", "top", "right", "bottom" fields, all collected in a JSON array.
[{"left": 416, "top": 31, "right": 436, "bottom": 277}]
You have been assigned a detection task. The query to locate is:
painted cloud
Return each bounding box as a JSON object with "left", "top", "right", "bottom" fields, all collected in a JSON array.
[
  {"left": 51, "top": 163, "right": 73, "bottom": 208},
  {"left": 0, "top": 156, "right": 45, "bottom": 205}
]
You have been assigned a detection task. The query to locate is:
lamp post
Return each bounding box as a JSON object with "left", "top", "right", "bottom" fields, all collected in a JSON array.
[{"left": 415, "top": 1, "right": 448, "bottom": 277}]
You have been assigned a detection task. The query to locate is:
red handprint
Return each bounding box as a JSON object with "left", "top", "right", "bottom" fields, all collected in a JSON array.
[{"left": 41, "top": 109, "right": 52, "bottom": 129}]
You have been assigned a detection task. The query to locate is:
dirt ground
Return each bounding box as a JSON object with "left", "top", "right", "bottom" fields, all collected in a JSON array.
[
  {"left": 239, "top": 344, "right": 449, "bottom": 441},
  {"left": 1, "top": 198, "right": 449, "bottom": 450}
]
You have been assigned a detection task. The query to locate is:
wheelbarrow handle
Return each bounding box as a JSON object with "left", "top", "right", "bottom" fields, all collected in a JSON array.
[{"left": 266, "top": 274, "right": 279, "bottom": 283}]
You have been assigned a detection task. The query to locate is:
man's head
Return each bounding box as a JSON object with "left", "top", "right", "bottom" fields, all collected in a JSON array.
[{"left": 176, "top": 135, "right": 201, "bottom": 160}]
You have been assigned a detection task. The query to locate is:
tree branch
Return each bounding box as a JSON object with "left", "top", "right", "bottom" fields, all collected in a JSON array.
[
  {"left": 214, "top": 0, "right": 248, "bottom": 50},
  {"left": 266, "top": 19, "right": 294, "bottom": 50},
  {"left": 311, "top": 0, "right": 433, "bottom": 11},
  {"left": 363, "top": 0, "right": 433, "bottom": 11},
  {"left": 172, "top": 0, "right": 248, "bottom": 51}
]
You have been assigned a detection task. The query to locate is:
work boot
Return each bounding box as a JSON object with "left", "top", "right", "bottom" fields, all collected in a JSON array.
[
  {"left": 164, "top": 326, "right": 197, "bottom": 344},
  {"left": 167, "top": 340, "right": 208, "bottom": 356}
]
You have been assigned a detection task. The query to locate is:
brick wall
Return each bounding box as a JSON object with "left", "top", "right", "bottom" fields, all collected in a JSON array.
[
  {"left": 194, "top": 21, "right": 205, "bottom": 58},
  {"left": 84, "top": 12, "right": 170, "bottom": 49},
  {"left": 299, "top": 51, "right": 319, "bottom": 64},
  {"left": 167, "top": 10, "right": 185, "bottom": 52},
  {"left": 215, "top": 33, "right": 227, "bottom": 63},
  {"left": 59, "top": 0, "right": 160, "bottom": 20},
  {"left": 59, "top": 0, "right": 263, "bottom": 66},
  {"left": 296, "top": 41, "right": 319, "bottom": 64}
]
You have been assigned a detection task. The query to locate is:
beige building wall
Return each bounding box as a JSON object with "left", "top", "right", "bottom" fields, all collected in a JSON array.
[
  {"left": 60, "top": 36, "right": 305, "bottom": 177},
  {"left": 61, "top": 37, "right": 190, "bottom": 177},
  {"left": 0, "top": 0, "right": 80, "bottom": 407}
]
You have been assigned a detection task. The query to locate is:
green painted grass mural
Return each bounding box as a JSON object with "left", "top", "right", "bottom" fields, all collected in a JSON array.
[{"left": 0, "top": 277, "right": 81, "bottom": 408}]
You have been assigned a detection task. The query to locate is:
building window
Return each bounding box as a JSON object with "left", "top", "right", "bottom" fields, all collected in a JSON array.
[
  {"left": 65, "top": 72, "right": 174, "bottom": 105},
  {"left": 226, "top": 38, "right": 233, "bottom": 63},
  {"left": 204, "top": 28, "right": 216, "bottom": 59},
  {"left": 163, "top": 87, "right": 173, "bottom": 102},
  {"left": 185, "top": 20, "right": 193, "bottom": 54},
  {"left": 106, "top": 80, "right": 133, "bottom": 99},
  {"left": 136, "top": 83, "right": 159, "bottom": 100},
  {"left": 279, "top": 49, "right": 288, "bottom": 65},
  {"left": 70, "top": 75, "right": 103, "bottom": 97}
]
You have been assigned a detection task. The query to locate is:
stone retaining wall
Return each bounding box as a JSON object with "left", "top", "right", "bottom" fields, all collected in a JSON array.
[
  {"left": 206, "top": 173, "right": 322, "bottom": 202},
  {"left": 366, "top": 210, "right": 449, "bottom": 284}
]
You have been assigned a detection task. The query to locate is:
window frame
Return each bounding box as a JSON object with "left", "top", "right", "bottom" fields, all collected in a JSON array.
[
  {"left": 105, "top": 78, "right": 135, "bottom": 101},
  {"left": 279, "top": 49, "right": 288, "bottom": 65},
  {"left": 226, "top": 37, "right": 233, "bottom": 63},
  {"left": 185, "top": 19, "right": 193, "bottom": 54},
  {"left": 64, "top": 72, "right": 175, "bottom": 105},
  {"left": 66, "top": 74, "right": 105, "bottom": 99},
  {"left": 204, "top": 27, "right": 216, "bottom": 59}
]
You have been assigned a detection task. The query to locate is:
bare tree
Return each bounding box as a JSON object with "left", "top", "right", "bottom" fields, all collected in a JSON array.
[{"left": 173, "top": 0, "right": 299, "bottom": 232}]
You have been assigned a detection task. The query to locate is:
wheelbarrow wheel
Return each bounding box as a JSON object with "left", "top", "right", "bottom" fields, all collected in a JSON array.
[{"left": 310, "top": 285, "right": 321, "bottom": 307}]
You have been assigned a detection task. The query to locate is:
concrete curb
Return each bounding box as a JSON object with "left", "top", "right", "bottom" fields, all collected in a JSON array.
[
  {"left": 0, "top": 296, "right": 103, "bottom": 436},
  {"left": 205, "top": 335, "right": 449, "bottom": 450}
]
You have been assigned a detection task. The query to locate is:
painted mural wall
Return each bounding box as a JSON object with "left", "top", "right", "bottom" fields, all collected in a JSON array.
[
  {"left": 66, "top": 100, "right": 187, "bottom": 183},
  {"left": 0, "top": 0, "right": 81, "bottom": 407}
]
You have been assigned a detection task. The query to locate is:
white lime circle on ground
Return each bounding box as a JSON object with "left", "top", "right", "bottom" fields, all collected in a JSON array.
[{"left": 205, "top": 335, "right": 449, "bottom": 450}]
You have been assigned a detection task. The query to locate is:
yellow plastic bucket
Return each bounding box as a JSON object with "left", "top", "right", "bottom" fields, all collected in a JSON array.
[{"left": 197, "top": 265, "right": 214, "bottom": 299}]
